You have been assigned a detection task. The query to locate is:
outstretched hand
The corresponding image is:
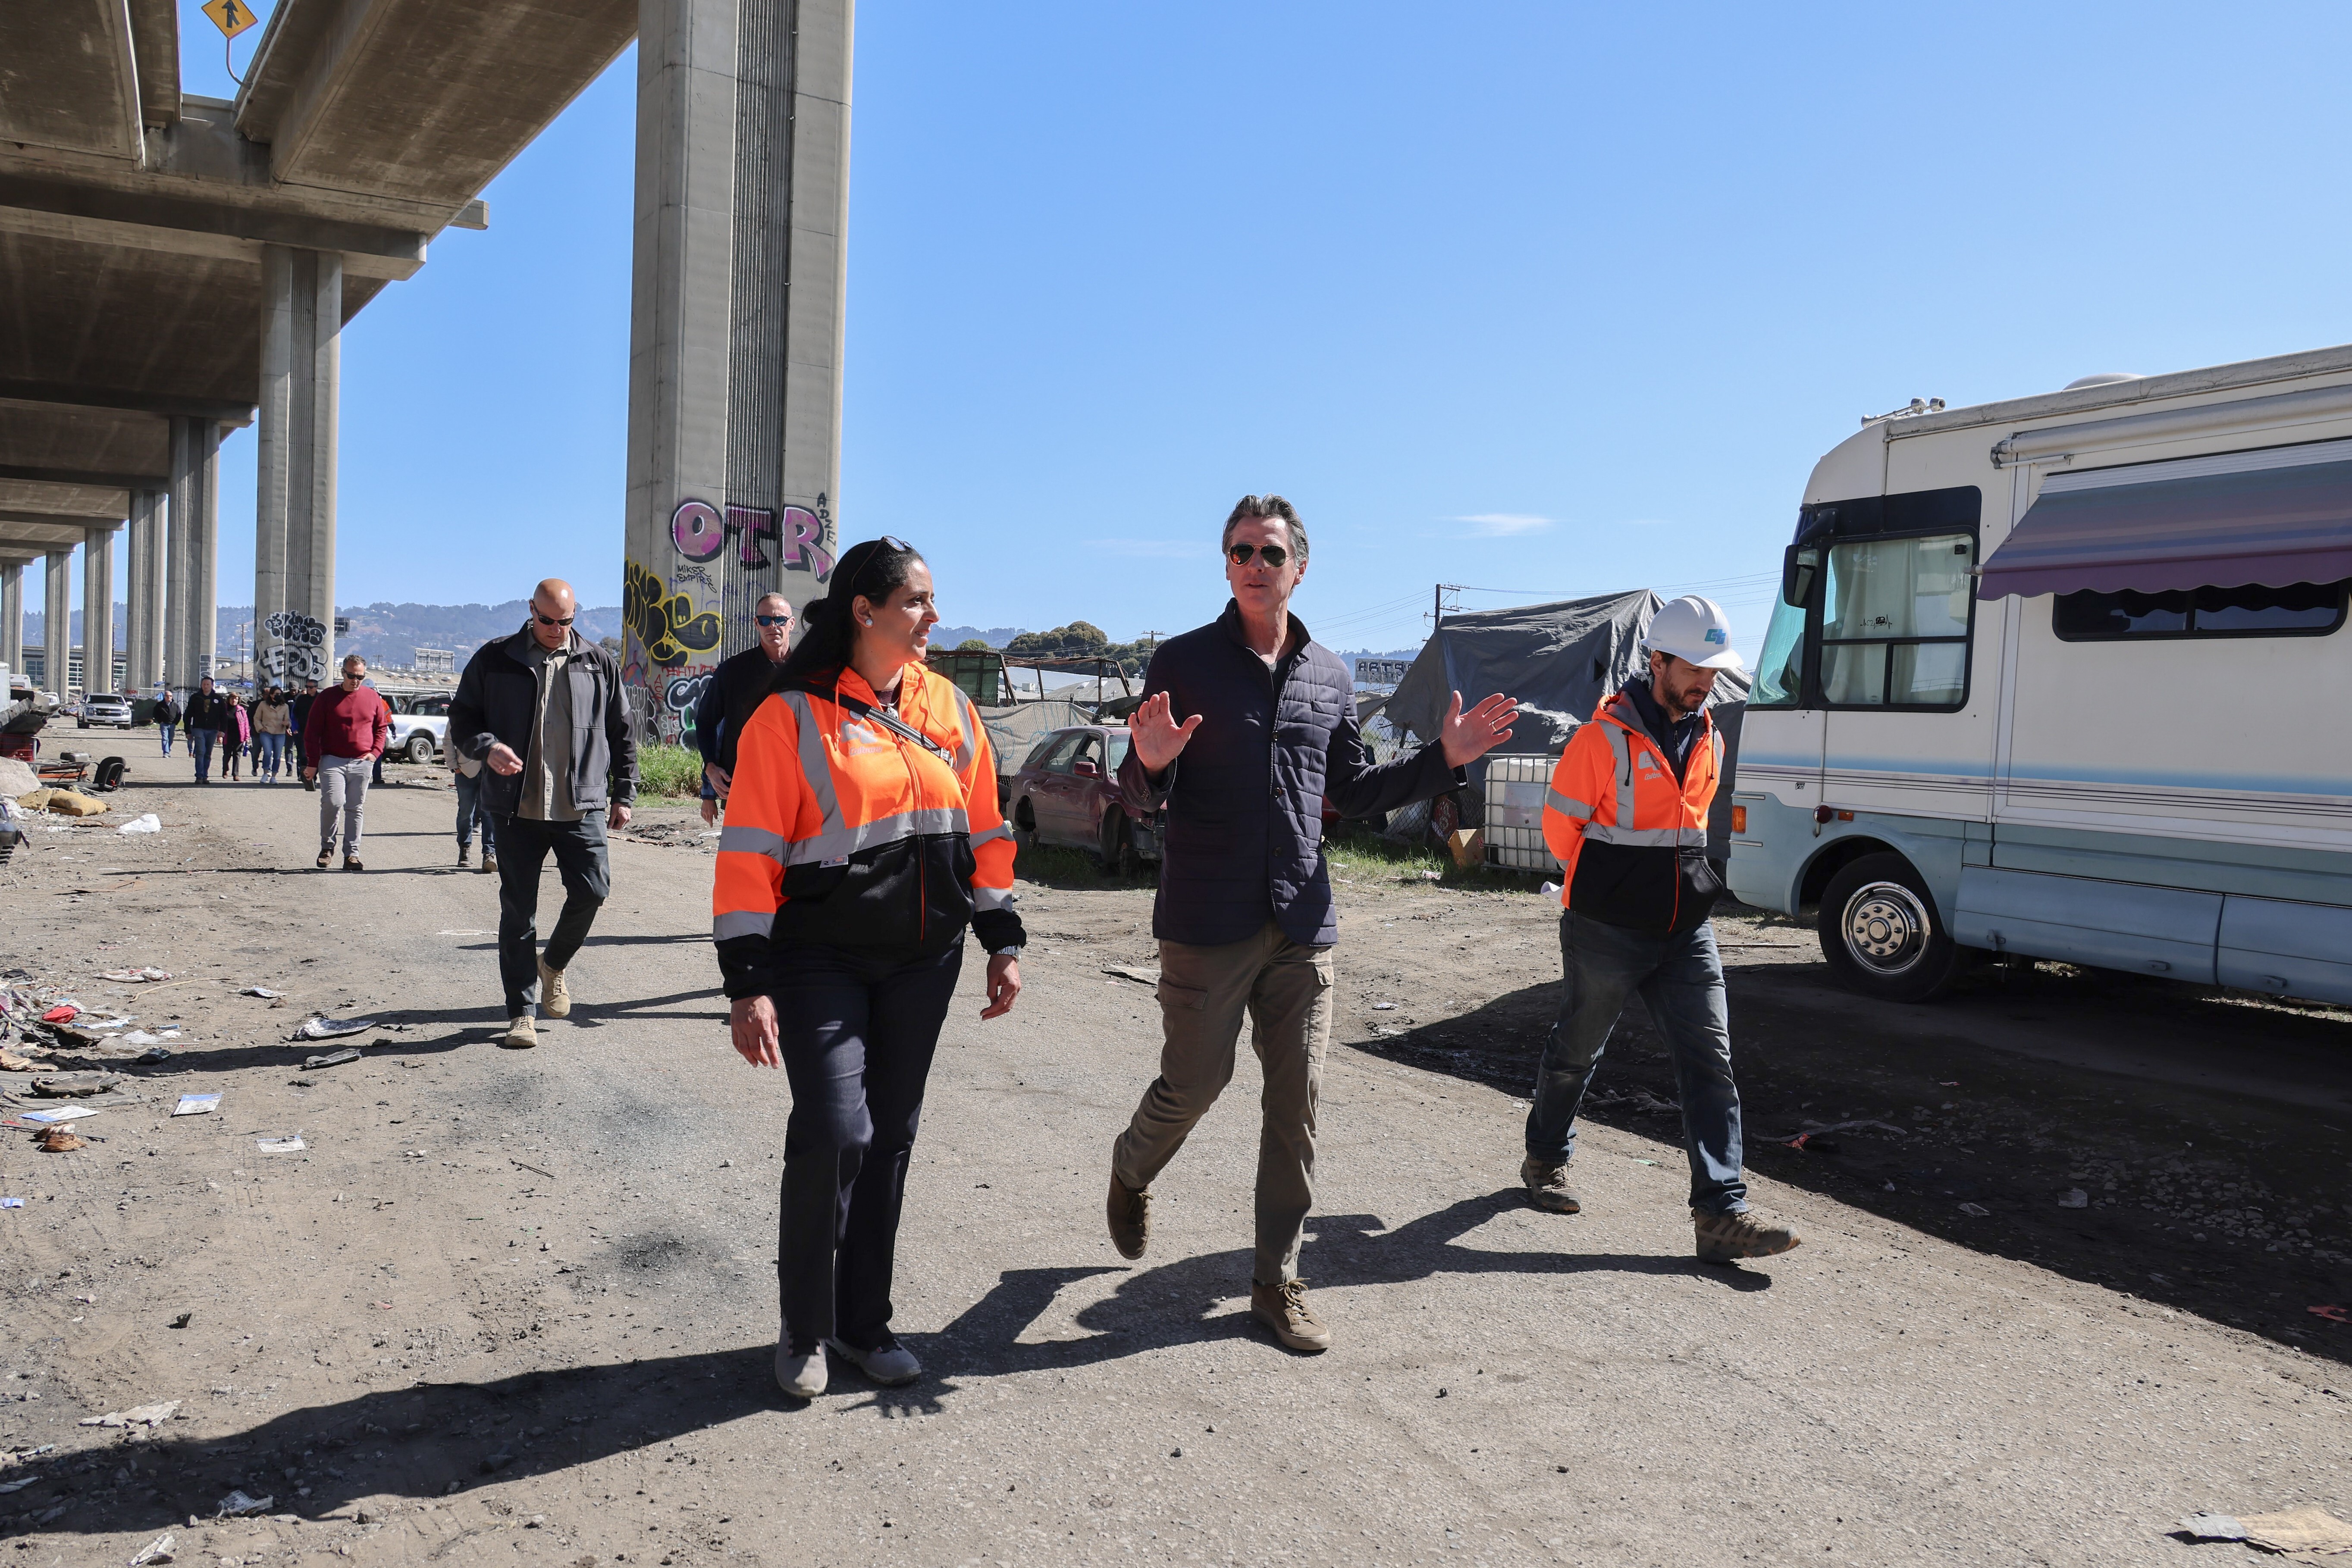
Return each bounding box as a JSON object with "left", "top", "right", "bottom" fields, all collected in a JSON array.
[
  {"left": 1438, "top": 691, "right": 1519, "bottom": 767},
  {"left": 1128, "top": 691, "right": 1203, "bottom": 774}
]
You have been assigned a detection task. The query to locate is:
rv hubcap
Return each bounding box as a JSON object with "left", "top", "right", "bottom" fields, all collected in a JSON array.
[{"left": 1842, "top": 881, "right": 1930, "bottom": 974}]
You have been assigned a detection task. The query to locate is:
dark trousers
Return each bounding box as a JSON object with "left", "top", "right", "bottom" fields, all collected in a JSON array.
[
  {"left": 771, "top": 941, "right": 963, "bottom": 1347},
  {"left": 492, "top": 813, "right": 608, "bottom": 1017}
]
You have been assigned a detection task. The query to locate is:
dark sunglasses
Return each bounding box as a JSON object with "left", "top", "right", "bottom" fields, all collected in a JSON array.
[
  {"left": 878, "top": 534, "right": 913, "bottom": 553},
  {"left": 533, "top": 611, "right": 574, "bottom": 627},
  {"left": 754, "top": 613, "right": 792, "bottom": 628},
  {"left": 1227, "top": 542, "right": 1291, "bottom": 570}
]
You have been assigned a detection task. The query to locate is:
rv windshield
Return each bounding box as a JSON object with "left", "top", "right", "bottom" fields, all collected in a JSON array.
[{"left": 1751, "top": 592, "right": 1805, "bottom": 707}]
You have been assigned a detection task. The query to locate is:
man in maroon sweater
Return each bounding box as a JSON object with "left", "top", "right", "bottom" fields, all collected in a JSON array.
[{"left": 301, "top": 653, "right": 393, "bottom": 870}]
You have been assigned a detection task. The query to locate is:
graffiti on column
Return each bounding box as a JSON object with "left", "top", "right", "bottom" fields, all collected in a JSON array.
[
  {"left": 663, "top": 670, "right": 715, "bottom": 745},
  {"left": 624, "top": 560, "right": 721, "bottom": 669},
  {"left": 668, "top": 496, "right": 834, "bottom": 579},
  {"left": 260, "top": 610, "right": 328, "bottom": 684}
]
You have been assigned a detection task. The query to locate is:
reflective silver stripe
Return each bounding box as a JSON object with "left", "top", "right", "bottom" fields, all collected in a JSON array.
[
  {"left": 973, "top": 885, "right": 1016, "bottom": 911},
  {"left": 1580, "top": 822, "right": 1690, "bottom": 847},
  {"left": 778, "top": 805, "right": 972, "bottom": 865},
  {"left": 718, "top": 823, "right": 790, "bottom": 861},
  {"left": 713, "top": 910, "right": 775, "bottom": 941},
  {"left": 1710, "top": 730, "right": 1724, "bottom": 772},
  {"left": 779, "top": 691, "right": 843, "bottom": 833},
  {"left": 1545, "top": 788, "right": 1591, "bottom": 820},
  {"left": 969, "top": 822, "right": 1013, "bottom": 848},
  {"left": 947, "top": 686, "right": 979, "bottom": 776},
  {"left": 1602, "top": 722, "right": 1638, "bottom": 826}
]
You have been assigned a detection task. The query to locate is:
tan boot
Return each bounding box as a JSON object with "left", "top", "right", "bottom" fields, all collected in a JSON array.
[
  {"left": 1520, "top": 1155, "right": 1581, "bottom": 1214},
  {"left": 538, "top": 957, "right": 571, "bottom": 1019},
  {"left": 1106, "top": 1174, "right": 1150, "bottom": 1260},
  {"left": 1693, "top": 1206, "right": 1802, "bottom": 1264},
  {"left": 1250, "top": 1279, "right": 1333, "bottom": 1353},
  {"left": 502, "top": 1015, "right": 538, "bottom": 1050}
]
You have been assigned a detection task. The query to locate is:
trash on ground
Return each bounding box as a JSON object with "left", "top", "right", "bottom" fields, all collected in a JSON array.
[
  {"left": 19, "top": 1105, "right": 100, "bottom": 1124},
  {"left": 37, "top": 1127, "right": 85, "bottom": 1152},
  {"left": 169, "top": 1312, "right": 191, "bottom": 1328},
  {"left": 1371, "top": 1002, "right": 1397, "bottom": 1010},
  {"left": 128, "top": 1531, "right": 176, "bottom": 1565},
  {"left": 98, "top": 968, "right": 171, "bottom": 983},
  {"left": 115, "top": 814, "right": 161, "bottom": 835},
  {"left": 1101, "top": 967, "right": 1159, "bottom": 986},
  {"left": 31, "top": 1072, "right": 122, "bottom": 1098},
  {"left": 255, "top": 1136, "right": 306, "bottom": 1153},
  {"left": 215, "top": 1490, "right": 273, "bottom": 1518},
  {"left": 2310, "top": 1304, "right": 2351, "bottom": 1324},
  {"left": 240, "top": 987, "right": 281, "bottom": 998},
  {"left": 296, "top": 1016, "right": 375, "bottom": 1039},
  {"left": 2180, "top": 1513, "right": 2250, "bottom": 1542},
  {"left": 38, "top": 1005, "right": 76, "bottom": 1024},
  {"left": 1957, "top": 1202, "right": 1991, "bottom": 1216},
  {"left": 1538, "top": 880, "right": 1561, "bottom": 896},
  {"left": 2179, "top": 1507, "right": 2352, "bottom": 1553},
  {"left": 2059, "top": 1188, "right": 2089, "bottom": 1208},
  {"left": 1417, "top": 869, "right": 1442, "bottom": 881},
  {"left": 1446, "top": 826, "right": 1484, "bottom": 870},
  {"left": 171, "top": 1093, "right": 220, "bottom": 1117},
  {"left": 301, "top": 1048, "right": 361, "bottom": 1070},
  {"left": 78, "top": 1400, "right": 179, "bottom": 1429},
  {"left": 1784, "top": 1133, "right": 1843, "bottom": 1154},
  {"left": 0, "top": 1198, "right": 19, "bottom": 1208}
]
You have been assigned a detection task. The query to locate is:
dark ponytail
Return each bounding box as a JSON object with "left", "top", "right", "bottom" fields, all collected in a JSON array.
[{"left": 771, "top": 536, "right": 927, "bottom": 692}]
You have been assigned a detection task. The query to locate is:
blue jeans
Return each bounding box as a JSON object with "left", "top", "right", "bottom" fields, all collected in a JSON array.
[
  {"left": 454, "top": 771, "right": 497, "bottom": 855},
  {"left": 189, "top": 727, "right": 217, "bottom": 781},
  {"left": 158, "top": 723, "right": 175, "bottom": 756},
  {"left": 1524, "top": 911, "right": 1747, "bottom": 1215},
  {"left": 258, "top": 732, "right": 284, "bottom": 777}
]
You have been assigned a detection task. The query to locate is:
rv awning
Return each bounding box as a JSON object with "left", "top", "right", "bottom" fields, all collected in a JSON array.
[{"left": 1978, "top": 441, "right": 2352, "bottom": 599}]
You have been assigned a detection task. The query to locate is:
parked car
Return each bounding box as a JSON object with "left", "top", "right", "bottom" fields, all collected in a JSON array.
[
  {"left": 1006, "top": 724, "right": 1161, "bottom": 874},
  {"left": 385, "top": 694, "right": 449, "bottom": 764},
  {"left": 76, "top": 694, "right": 132, "bottom": 729}
]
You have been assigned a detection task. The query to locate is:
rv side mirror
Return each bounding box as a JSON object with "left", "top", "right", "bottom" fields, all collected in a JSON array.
[{"left": 1781, "top": 545, "right": 1820, "bottom": 607}]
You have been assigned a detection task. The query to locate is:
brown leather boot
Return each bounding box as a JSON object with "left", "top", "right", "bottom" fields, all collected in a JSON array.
[
  {"left": 1520, "top": 1155, "right": 1581, "bottom": 1213},
  {"left": 1106, "top": 1173, "right": 1150, "bottom": 1260},
  {"left": 1693, "top": 1207, "right": 1802, "bottom": 1264},
  {"left": 1250, "top": 1279, "right": 1333, "bottom": 1353}
]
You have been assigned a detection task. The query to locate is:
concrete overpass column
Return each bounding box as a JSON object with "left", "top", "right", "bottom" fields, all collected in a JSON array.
[
  {"left": 1, "top": 563, "right": 22, "bottom": 675},
  {"left": 125, "top": 491, "right": 165, "bottom": 695},
  {"left": 81, "top": 527, "right": 115, "bottom": 695},
  {"left": 624, "top": 0, "right": 853, "bottom": 744},
  {"left": 43, "top": 551, "right": 72, "bottom": 697},
  {"left": 255, "top": 246, "right": 342, "bottom": 690},
  {"left": 167, "top": 416, "right": 221, "bottom": 695}
]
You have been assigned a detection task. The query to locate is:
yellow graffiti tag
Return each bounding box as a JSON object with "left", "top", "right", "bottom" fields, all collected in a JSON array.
[{"left": 624, "top": 560, "right": 722, "bottom": 669}]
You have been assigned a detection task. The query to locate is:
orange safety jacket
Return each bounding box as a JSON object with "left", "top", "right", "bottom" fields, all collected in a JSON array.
[
  {"left": 711, "top": 662, "right": 1020, "bottom": 996},
  {"left": 1540, "top": 689, "right": 1725, "bottom": 935}
]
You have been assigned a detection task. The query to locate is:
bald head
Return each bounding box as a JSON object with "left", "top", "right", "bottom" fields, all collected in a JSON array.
[{"left": 529, "top": 579, "right": 577, "bottom": 650}]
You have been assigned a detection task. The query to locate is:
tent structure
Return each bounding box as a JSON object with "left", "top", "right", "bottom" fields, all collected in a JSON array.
[{"left": 1380, "top": 588, "right": 1751, "bottom": 859}]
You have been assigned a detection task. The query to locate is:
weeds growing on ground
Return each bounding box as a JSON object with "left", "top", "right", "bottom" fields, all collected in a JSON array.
[{"left": 638, "top": 743, "right": 704, "bottom": 798}]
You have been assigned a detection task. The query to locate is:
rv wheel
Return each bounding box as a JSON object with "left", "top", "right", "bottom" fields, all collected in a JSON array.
[{"left": 1817, "top": 851, "right": 1965, "bottom": 1003}]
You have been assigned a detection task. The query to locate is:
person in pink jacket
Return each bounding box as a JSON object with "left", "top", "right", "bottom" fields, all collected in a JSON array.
[{"left": 221, "top": 693, "right": 251, "bottom": 781}]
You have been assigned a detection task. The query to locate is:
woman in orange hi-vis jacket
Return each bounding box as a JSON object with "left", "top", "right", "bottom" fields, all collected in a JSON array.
[{"left": 712, "top": 537, "right": 1025, "bottom": 1401}]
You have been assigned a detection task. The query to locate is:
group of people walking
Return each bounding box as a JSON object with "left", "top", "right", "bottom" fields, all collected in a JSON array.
[{"left": 158, "top": 678, "right": 307, "bottom": 783}]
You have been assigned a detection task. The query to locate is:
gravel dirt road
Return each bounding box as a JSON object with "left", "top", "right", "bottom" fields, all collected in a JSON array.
[{"left": 3, "top": 730, "right": 2348, "bottom": 1567}]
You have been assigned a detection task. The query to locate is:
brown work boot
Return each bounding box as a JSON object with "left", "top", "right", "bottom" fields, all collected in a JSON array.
[
  {"left": 1693, "top": 1206, "right": 1802, "bottom": 1264},
  {"left": 1250, "top": 1279, "right": 1333, "bottom": 1353},
  {"left": 1106, "top": 1173, "right": 1150, "bottom": 1260},
  {"left": 538, "top": 957, "right": 572, "bottom": 1019},
  {"left": 1520, "top": 1155, "right": 1581, "bottom": 1214},
  {"left": 502, "top": 1015, "right": 538, "bottom": 1050}
]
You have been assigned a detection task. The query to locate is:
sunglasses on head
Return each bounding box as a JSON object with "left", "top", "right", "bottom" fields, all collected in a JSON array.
[
  {"left": 755, "top": 613, "right": 791, "bottom": 628},
  {"left": 533, "top": 611, "right": 574, "bottom": 627},
  {"left": 1227, "top": 542, "right": 1291, "bottom": 570}
]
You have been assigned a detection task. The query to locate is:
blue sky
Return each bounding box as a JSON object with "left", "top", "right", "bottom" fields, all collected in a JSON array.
[{"left": 41, "top": 1, "right": 2352, "bottom": 661}]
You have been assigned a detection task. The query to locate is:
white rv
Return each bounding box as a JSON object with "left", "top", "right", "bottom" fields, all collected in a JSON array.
[{"left": 1728, "top": 345, "right": 2352, "bottom": 1004}]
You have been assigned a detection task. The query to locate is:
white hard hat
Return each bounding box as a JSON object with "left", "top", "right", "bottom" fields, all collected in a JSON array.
[{"left": 1645, "top": 595, "right": 1744, "bottom": 672}]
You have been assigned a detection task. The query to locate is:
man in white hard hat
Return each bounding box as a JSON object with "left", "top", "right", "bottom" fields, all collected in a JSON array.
[{"left": 1523, "top": 595, "right": 1800, "bottom": 1264}]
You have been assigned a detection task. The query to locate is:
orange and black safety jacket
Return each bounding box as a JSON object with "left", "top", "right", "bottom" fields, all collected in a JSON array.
[
  {"left": 711, "top": 662, "right": 1021, "bottom": 998},
  {"left": 1540, "top": 688, "right": 1725, "bottom": 935}
]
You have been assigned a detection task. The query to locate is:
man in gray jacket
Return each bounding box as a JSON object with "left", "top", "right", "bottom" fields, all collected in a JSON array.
[{"left": 448, "top": 579, "right": 638, "bottom": 1048}]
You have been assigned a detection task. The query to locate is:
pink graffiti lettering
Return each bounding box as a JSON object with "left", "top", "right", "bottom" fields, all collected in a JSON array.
[
  {"left": 671, "top": 500, "right": 725, "bottom": 563},
  {"left": 726, "top": 504, "right": 780, "bottom": 568},
  {"left": 783, "top": 506, "right": 834, "bottom": 580}
]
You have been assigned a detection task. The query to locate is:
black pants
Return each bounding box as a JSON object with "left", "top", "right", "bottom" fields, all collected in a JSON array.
[
  {"left": 492, "top": 813, "right": 609, "bottom": 1017},
  {"left": 771, "top": 940, "right": 963, "bottom": 1347}
]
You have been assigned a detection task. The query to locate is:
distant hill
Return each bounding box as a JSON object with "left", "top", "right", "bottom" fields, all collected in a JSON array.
[
  {"left": 933, "top": 625, "right": 1025, "bottom": 648},
  {"left": 24, "top": 602, "right": 623, "bottom": 666}
]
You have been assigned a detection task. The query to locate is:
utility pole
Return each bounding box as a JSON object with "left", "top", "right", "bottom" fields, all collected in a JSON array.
[{"left": 1429, "top": 585, "right": 1464, "bottom": 633}]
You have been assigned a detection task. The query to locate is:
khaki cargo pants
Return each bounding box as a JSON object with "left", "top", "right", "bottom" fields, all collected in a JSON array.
[{"left": 1111, "top": 922, "right": 1336, "bottom": 1286}]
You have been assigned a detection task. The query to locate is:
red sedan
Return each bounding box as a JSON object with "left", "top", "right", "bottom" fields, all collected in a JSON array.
[{"left": 1007, "top": 724, "right": 1162, "bottom": 875}]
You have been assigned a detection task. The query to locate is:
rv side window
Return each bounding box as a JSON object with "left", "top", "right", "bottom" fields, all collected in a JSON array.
[
  {"left": 1818, "top": 533, "right": 1976, "bottom": 709},
  {"left": 2052, "top": 580, "right": 2349, "bottom": 640}
]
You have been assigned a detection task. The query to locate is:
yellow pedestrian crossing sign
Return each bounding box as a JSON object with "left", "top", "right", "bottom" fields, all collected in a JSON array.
[{"left": 201, "top": 0, "right": 258, "bottom": 40}]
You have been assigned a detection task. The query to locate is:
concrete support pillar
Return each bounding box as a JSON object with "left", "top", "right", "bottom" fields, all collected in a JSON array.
[
  {"left": 125, "top": 490, "right": 166, "bottom": 695},
  {"left": 167, "top": 416, "right": 221, "bottom": 695},
  {"left": 43, "top": 550, "right": 72, "bottom": 696},
  {"left": 1, "top": 561, "right": 23, "bottom": 675},
  {"left": 624, "top": 0, "right": 853, "bottom": 744},
  {"left": 255, "top": 245, "right": 341, "bottom": 690},
  {"left": 81, "top": 527, "right": 115, "bottom": 695}
]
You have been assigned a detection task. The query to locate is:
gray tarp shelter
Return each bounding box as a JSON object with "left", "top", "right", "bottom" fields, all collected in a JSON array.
[{"left": 1381, "top": 588, "right": 1751, "bottom": 860}]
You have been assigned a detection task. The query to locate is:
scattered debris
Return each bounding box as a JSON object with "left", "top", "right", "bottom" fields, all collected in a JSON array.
[
  {"left": 0, "top": 1198, "right": 20, "bottom": 1208},
  {"left": 171, "top": 1093, "right": 220, "bottom": 1117},
  {"left": 255, "top": 1136, "right": 306, "bottom": 1153},
  {"left": 1101, "top": 967, "right": 1159, "bottom": 986},
  {"left": 300, "top": 1048, "right": 361, "bottom": 1070},
  {"left": 127, "top": 1531, "right": 176, "bottom": 1565},
  {"left": 2176, "top": 1507, "right": 2352, "bottom": 1553},
  {"left": 2059, "top": 1189, "right": 2089, "bottom": 1209},
  {"left": 115, "top": 814, "right": 161, "bottom": 835},
  {"left": 1445, "top": 826, "right": 1484, "bottom": 870},
  {"left": 511, "top": 1158, "right": 557, "bottom": 1180},
  {"left": 1958, "top": 1202, "right": 1991, "bottom": 1217},
  {"left": 1371, "top": 1002, "right": 1397, "bottom": 1011},
  {"left": 31, "top": 1072, "right": 122, "bottom": 1098},
  {"left": 36, "top": 1126, "right": 79, "bottom": 1151},
  {"left": 2180, "top": 1513, "right": 2250, "bottom": 1542},
  {"left": 1784, "top": 1133, "right": 1843, "bottom": 1154},
  {"left": 240, "top": 987, "right": 281, "bottom": 999},
  {"left": 19, "top": 1104, "right": 101, "bottom": 1125},
  {"left": 2310, "top": 1304, "right": 2350, "bottom": 1324},
  {"left": 98, "top": 968, "right": 171, "bottom": 983},
  {"left": 78, "top": 1401, "right": 179, "bottom": 1429},
  {"left": 296, "top": 1016, "right": 375, "bottom": 1040},
  {"left": 169, "top": 1312, "right": 191, "bottom": 1328},
  {"left": 39, "top": 1004, "right": 76, "bottom": 1024},
  {"left": 215, "top": 1490, "right": 274, "bottom": 1518},
  {"left": 1538, "top": 880, "right": 1561, "bottom": 896}
]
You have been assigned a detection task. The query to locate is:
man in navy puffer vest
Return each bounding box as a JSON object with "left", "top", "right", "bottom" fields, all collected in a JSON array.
[{"left": 1106, "top": 494, "right": 1520, "bottom": 1351}]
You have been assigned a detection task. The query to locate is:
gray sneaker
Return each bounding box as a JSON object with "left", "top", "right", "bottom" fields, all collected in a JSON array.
[
  {"left": 1693, "top": 1206, "right": 1802, "bottom": 1264},
  {"left": 1520, "top": 1155, "right": 1581, "bottom": 1213},
  {"left": 775, "top": 1328, "right": 827, "bottom": 1399},
  {"left": 825, "top": 1334, "right": 921, "bottom": 1386}
]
